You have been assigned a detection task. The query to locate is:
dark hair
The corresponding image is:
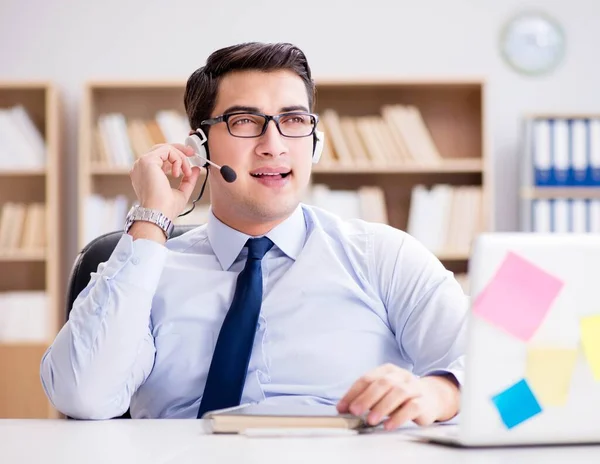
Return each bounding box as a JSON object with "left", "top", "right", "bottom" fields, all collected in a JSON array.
[{"left": 184, "top": 42, "right": 315, "bottom": 131}]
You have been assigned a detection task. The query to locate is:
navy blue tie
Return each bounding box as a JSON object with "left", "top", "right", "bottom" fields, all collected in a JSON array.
[{"left": 197, "top": 236, "right": 274, "bottom": 418}]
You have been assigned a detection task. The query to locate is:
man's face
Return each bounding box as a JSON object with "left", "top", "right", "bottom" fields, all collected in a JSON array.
[{"left": 206, "top": 69, "right": 314, "bottom": 227}]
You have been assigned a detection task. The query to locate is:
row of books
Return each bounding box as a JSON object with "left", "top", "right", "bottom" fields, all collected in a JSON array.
[
  {"left": 305, "top": 184, "right": 389, "bottom": 223},
  {"left": 83, "top": 185, "right": 388, "bottom": 245},
  {"left": 407, "top": 184, "right": 484, "bottom": 255},
  {"left": 0, "top": 291, "right": 48, "bottom": 342},
  {"left": 94, "top": 110, "right": 189, "bottom": 167},
  {"left": 83, "top": 184, "right": 483, "bottom": 257},
  {"left": 0, "top": 203, "right": 46, "bottom": 253},
  {"left": 0, "top": 105, "right": 46, "bottom": 169},
  {"left": 84, "top": 195, "right": 211, "bottom": 246},
  {"left": 305, "top": 183, "right": 483, "bottom": 256},
  {"left": 92, "top": 104, "right": 445, "bottom": 169},
  {"left": 527, "top": 117, "right": 600, "bottom": 187},
  {"left": 530, "top": 198, "right": 600, "bottom": 233},
  {"left": 318, "top": 105, "right": 443, "bottom": 168}
]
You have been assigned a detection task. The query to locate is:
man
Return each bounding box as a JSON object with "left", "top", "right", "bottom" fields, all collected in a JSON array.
[{"left": 41, "top": 42, "right": 467, "bottom": 430}]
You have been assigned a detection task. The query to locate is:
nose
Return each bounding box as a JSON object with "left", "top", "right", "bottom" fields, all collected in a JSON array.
[{"left": 256, "top": 119, "right": 288, "bottom": 157}]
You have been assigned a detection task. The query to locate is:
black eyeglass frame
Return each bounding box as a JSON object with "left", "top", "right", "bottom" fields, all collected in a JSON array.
[{"left": 201, "top": 111, "right": 319, "bottom": 138}]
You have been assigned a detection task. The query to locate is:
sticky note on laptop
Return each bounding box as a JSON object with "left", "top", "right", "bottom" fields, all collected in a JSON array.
[
  {"left": 473, "top": 252, "right": 564, "bottom": 341},
  {"left": 580, "top": 315, "right": 600, "bottom": 381},
  {"left": 526, "top": 346, "right": 578, "bottom": 406},
  {"left": 491, "top": 379, "right": 542, "bottom": 429}
]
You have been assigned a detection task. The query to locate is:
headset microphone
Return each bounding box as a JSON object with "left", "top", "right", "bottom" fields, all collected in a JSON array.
[
  {"left": 186, "top": 152, "right": 237, "bottom": 183},
  {"left": 184, "top": 131, "right": 237, "bottom": 183}
]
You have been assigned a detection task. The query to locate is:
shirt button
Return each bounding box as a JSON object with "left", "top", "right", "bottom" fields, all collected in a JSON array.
[
  {"left": 131, "top": 256, "right": 141, "bottom": 265},
  {"left": 117, "top": 252, "right": 128, "bottom": 262}
]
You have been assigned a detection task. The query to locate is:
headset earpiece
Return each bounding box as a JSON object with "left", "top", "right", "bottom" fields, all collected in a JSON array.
[
  {"left": 184, "top": 128, "right": 209, "bottom": 167},
  {"left": 312, "top": 130, "right": 324, "bottom": 164}
]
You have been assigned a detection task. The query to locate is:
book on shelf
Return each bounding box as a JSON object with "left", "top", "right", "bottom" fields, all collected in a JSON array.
[
  {"left": 305, "top": 184, "right": 388, "bottom": 224},
  {"left": 0, "top": 105, "right": 46, "bottom": 169},
  {"left": 318, "top": 105, "right": 443, "bottom": 168},
  {"left": 84, "top": 195, "right": 212, "bottom": 245},
  {"left": 0, "top": 291, "right": 48, "bottom": 343},
  {"left": 530, "top": 198, "right": 600, "bottom": 233},
  {"left": 526, "top": 117, "right": 600, "bottom": 187},
  {"left": 406, "top": 184, "right": 484, "bottom": 256},
  {"left": 84, "top": 195, "right": 130, "bottom": 245},
  {"left": 94, "top": 110, "right": 190, "bottom": 167},
  {"left": 305, "top": 183, "right": 483, "bottom": 257},
  {"left": 454, "top": 273, "right": 470, "bottom": 295},
  {"left": 0, "top": 202, "right": 46, "bottom": 254}
]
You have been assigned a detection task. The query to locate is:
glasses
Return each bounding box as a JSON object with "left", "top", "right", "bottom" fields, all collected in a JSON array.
[{"left": 201, "top": 111, "right": 319, "bottom": 138}]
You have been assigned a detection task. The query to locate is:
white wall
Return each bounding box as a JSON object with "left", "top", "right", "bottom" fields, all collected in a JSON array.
[{"left": 1, "top": 0, "right": 600, "bottom": 278}]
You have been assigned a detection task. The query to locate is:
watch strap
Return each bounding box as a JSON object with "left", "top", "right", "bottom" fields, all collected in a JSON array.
[{"left": 124, "top": 205, "right": 175, "bottom": 239}]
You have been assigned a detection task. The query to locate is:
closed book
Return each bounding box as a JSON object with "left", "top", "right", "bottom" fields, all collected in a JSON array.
[{"left": 202, "top": 403, "right": 369, "bottom": 434}]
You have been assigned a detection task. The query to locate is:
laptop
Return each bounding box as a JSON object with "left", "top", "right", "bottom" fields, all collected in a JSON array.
[{"left": 409, "top": 233, "right": 600, "bottom": 447}]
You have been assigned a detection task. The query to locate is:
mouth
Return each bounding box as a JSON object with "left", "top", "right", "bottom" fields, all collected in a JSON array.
[
  {"left": 250, "top": 170, "right": 292, "bottom": 180},
  {"left": 249, "top": 169, "right": 292, "bottom": 187}
]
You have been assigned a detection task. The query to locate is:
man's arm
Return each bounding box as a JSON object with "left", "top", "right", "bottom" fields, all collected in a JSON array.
[
  {"left": 382, "top": 229, "right": 468, "bottom": 386},
  {"left": 40, "top": 229, "right": 168, "bottom": 419},
  {"left": 337, "top": 225, "right": 468, "bottom": 428}
]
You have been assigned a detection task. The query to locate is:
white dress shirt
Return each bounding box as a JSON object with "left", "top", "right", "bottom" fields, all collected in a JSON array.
[{"left": 40, "top": 203, "right": 468, "bottom": 419}]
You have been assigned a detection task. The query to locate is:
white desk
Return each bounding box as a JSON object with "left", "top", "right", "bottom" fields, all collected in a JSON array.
[{"left": 1, "top": 419, "right": 599, "bottom": 463}]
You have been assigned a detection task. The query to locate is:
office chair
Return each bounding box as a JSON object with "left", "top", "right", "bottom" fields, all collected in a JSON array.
[{"left": 65, "top": 225, "right": 197, "bottom": 419}]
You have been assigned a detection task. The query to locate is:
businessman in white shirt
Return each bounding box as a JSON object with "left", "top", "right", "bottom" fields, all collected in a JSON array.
[{"left": 41, "top": 42, "right": 467, "bottom": 430}]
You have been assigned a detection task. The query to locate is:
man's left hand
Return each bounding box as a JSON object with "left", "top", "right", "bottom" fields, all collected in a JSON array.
[{"left": 336, "top": 364, "right": 460, "bottom": 430}]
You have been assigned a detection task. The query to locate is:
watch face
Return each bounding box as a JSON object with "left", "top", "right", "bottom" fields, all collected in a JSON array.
[{"left": 500, "top": 11, "right": 566, "bottom": 76}]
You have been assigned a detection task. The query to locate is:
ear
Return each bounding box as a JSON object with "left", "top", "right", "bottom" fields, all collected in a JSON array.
[
  {"left": 184, "top": 128, "right": 209, "bottom": 165},
  {"left": 312, "top": 130, "right": 324, "bottom": 164}
]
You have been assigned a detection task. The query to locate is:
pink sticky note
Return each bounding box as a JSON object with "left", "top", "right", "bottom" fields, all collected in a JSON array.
[{"left": 473, "top": 251, "right": 564, "bottom": 341}]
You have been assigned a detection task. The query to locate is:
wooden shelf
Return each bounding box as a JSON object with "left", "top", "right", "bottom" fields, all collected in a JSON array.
[
  {"left": 0, "top": 250, "right": 46, "bottom": 262},
  {"left": 521, "top": 187, "right": 600, "bottom": 199},
  {"left": 0, "top": 344, "right": 56, "bottom": 419},
  {"left": 0, "top": 169, "right": 46, "bottom": 177},
  {"left": 436, "top": 251, "right": 471, "bottom": 261},
  {"left": 314, "top": 159, "right": 483, "bottom": 174},
  {"left": 0, "top": 82, "right": 61, "bottom": 418},
  {"left": 90, "top": 165, "right": 131, "bottom": 175}
]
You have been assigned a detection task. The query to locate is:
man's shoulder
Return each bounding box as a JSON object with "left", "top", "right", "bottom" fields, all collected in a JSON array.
[{"left": 301, "top": 203, "right": 409, "bottom": 244}]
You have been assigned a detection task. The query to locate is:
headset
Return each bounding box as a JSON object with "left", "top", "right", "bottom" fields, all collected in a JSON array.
[{"left": 178, "top": 125, "right": 325, "bottom": 217}]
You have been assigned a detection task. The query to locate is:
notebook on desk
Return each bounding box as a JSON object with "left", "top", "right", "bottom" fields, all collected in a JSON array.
[{"left": 202, "top": 403, "right": 370, "bottom": 434}]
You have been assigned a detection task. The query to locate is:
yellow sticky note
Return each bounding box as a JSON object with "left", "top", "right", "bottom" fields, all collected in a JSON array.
[
  {"left": 581, "top": 315, "right": 600, "bottom": 381},
  {"left": 526, "top": 347, "right": 578, "bottom": 406}
]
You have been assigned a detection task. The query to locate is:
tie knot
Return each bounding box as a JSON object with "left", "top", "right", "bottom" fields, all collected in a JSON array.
[{"left": 246, "top": 237, "right": 274, "bottom": 260}]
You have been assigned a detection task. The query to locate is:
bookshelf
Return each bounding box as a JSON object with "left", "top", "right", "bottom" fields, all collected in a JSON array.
[
  {"left": 80, "top": 78, "right": 491, "bottom": 286},
  {"left": 0, "top": 82, "right": 61, "bottom": 418},
  {"left": 520, "top": 114, "right": 600, "bottom": 233}
]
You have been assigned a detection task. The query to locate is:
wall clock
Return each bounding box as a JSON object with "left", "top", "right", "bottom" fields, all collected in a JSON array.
[{"left": 500, "top": 11, "right": 566, "bottom": 76}]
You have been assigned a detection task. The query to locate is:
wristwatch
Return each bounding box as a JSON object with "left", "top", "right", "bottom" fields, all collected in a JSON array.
[{"left": 124, "top": 205, "right": 175, "bottom": 239}]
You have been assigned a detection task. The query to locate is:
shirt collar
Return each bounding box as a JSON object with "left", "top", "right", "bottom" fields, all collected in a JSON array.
[{"left": 207, "top": 204, "right": 306, "bottom": 270}]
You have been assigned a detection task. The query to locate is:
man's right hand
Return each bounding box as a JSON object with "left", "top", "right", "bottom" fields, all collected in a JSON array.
[{"left": 129, "top": 143, "right": 203, "bottom": 222}]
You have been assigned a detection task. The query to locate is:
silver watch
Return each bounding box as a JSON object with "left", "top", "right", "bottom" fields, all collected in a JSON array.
[{"left": 124, "top": 205, "right": 175, "bottom": 239}]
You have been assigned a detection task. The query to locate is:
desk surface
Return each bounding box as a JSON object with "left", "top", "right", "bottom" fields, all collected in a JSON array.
[{"left": 1, "top": 419, "right": 599, "bottom": 464}]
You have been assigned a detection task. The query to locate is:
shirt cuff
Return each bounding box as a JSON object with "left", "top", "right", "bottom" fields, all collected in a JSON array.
[
  {"left": 99, "top": 233, "right": 169, "bottom": 292},
  {"left": 421, "top": 369, "right": 464, "bottom": 389}
]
